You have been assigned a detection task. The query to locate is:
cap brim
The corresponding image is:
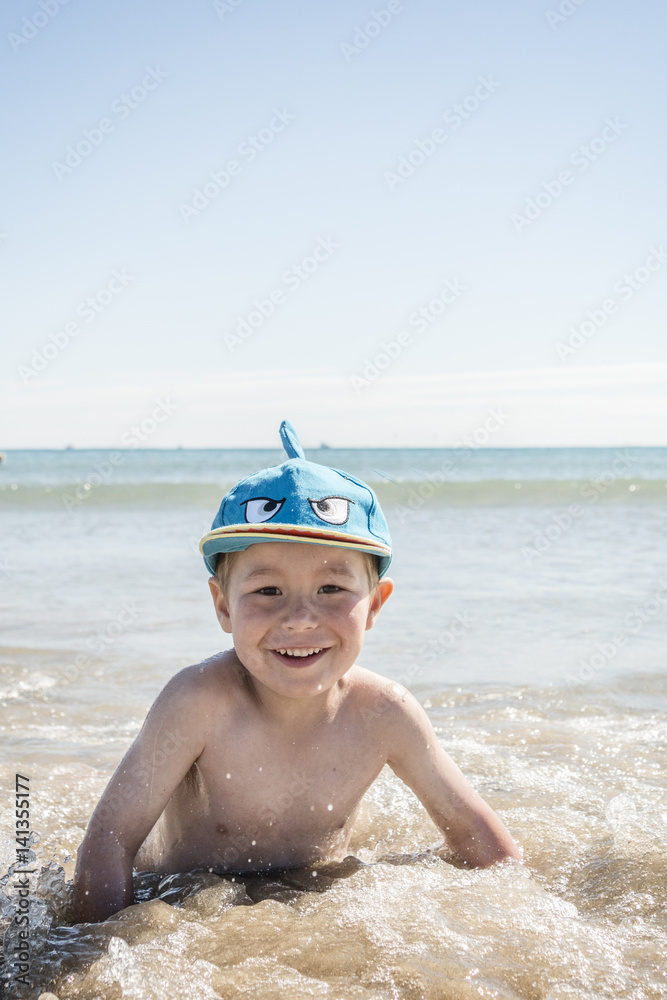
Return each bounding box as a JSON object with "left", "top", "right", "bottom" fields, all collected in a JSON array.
[{"left": 200, "top": 523, "right": 392, "bottom": 577}]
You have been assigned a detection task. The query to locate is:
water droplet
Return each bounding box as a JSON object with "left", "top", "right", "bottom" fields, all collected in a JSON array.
[
  {"left": 258, "top": 766, "right": 262, "bottom": 771},
  {"left": 310, "top": 805, "right": 315, "bottom": 811},
  {"left": 327, "top": 803, "right": 333, "bottom": 811},
  {"left": 317, "top": 684, "right": 322, "bottom": 691},
  {"left": 226, "top": 773, "right": 231, "bottom": 779},
  {"left": 251, "top": 840, "right": 256, "bottom": 846}
]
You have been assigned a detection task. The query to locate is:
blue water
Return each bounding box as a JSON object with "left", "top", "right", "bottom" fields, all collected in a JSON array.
[
  {"left": 1, "top": 447, "right": 666, "bottom": 998},
  {"left": 2, "top": 445, "right": 666, "bottom": 485},
  {"left": 1, "top": 446, "right": 665, "bottom": 691}
]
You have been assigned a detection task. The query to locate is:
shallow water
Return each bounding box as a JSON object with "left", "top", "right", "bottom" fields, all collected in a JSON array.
[
  {"left": 1, "top": 448, "right": 666, "bottom": 998},
  {"left": 1, "top": 677, "right": 666, "bottom": 999}
]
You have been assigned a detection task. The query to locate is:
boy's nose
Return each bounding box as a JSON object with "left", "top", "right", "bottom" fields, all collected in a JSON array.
[{"left": 281, "top": 596, "right": 318, "bottom": 629}]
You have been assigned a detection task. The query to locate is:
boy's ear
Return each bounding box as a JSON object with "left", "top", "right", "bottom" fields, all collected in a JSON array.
[
  {"left": 365, "top": 577, "right": 393, "bottom": 631},
  {"left": 208, "top": 576, "right": 233, "bottom": 633}
]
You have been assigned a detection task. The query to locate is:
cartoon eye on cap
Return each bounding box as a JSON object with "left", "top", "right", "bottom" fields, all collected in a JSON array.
[
  {"left": 243, "top": 497, "right": 286, "bottom": 523},
  {"left": 308, "top": 496, "right": 353, "bottom": 525}
]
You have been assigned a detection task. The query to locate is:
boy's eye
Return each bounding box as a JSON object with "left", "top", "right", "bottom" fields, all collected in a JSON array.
[{"left": 253, "top": 585, "right": 342, "bottom": 595}]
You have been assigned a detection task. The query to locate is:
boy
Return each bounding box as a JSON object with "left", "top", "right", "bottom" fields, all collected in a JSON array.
[{"left": 74, "top": 420, "right": 520, "bottom": 922}]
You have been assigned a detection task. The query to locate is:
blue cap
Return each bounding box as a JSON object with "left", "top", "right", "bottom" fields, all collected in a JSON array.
[{"left": 199, "top": 420, "right": 392, "bottom": 578}]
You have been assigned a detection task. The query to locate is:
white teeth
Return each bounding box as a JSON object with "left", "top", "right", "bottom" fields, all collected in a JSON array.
[{"left": 276, "top": 648, "right": 323, "bottom": 657}]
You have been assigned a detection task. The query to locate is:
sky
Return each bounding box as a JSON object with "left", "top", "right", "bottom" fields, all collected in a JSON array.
[{"left": 2, "top": 0, "right": 666, "bottom": 448}]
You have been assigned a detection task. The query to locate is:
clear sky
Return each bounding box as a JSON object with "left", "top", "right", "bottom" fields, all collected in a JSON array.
[{"left": 2, "top": 0, "right": 666, "bottom": 448}]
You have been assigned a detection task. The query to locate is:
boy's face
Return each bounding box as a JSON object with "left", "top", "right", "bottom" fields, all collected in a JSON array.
[{"left": 208, "top": 542, "right": 393, "bottom": 702}]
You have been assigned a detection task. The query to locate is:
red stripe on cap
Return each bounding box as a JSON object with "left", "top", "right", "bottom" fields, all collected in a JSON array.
[{"left": 203, "top": 523, "right": 390, "bottom": 553}]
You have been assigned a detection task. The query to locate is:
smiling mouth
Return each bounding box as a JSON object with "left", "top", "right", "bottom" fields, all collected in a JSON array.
[{"left": 271, "top": 647, "right": 328, "bottom": 666}]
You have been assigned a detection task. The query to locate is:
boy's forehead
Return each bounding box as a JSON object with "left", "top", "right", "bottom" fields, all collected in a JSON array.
[{"left": 234, "top": 542, "right": 366, "bottom": 576}]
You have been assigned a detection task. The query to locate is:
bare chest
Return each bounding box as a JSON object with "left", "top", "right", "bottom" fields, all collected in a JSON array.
[
  {"left": 165, "top": 713, "right": 386, "bottom": 870},
  {"left": 201, "top": 721, "right": 382, "bottom": 828}
]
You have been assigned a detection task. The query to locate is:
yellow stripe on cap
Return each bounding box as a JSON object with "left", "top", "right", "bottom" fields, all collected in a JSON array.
[{"left": 199, "top": 522, "right": 391, "bottom": 557}]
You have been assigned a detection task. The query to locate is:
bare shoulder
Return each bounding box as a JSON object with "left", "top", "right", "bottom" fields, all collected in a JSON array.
[
  {"left": 145, "top": 649, "right": 245, "bottom": 726},
  {"left": 165, "top": 649, "right": 241, "bottom": 694},
  {"left": 345, "top": 665, "right": 423, "bottom": 709},
  {"left": 344, "top": 666, "right": 432, "bottom": 747}
]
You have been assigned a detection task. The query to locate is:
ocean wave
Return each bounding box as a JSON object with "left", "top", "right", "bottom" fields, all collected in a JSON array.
[{"left": 1, "top": 477, "right": 665, "bottom": 507}]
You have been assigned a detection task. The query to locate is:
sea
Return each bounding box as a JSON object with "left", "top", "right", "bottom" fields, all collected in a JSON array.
[{"left": 1, "top": 445, "right": 666, "bottom": 1000}]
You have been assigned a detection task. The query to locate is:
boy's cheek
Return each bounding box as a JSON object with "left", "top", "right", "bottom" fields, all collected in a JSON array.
[{"left": 235, "top": 597, "right": 276, "bottom": 620}]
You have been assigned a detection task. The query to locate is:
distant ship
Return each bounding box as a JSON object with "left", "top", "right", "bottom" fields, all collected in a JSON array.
[{"left": 319, "top": 442, "right": 331, "bottom": 450}]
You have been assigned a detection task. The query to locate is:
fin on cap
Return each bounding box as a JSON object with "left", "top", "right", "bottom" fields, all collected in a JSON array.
[{"left": 279, "top": 419, "right": 305, "bottom": 460}]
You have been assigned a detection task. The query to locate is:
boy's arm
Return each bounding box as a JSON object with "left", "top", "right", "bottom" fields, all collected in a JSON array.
[
  {"left": 73, "top": 667, "right": 210, "bottom": 922},
  {"left": 380, "top": 688, "right": 521, "bottom": 867}
]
